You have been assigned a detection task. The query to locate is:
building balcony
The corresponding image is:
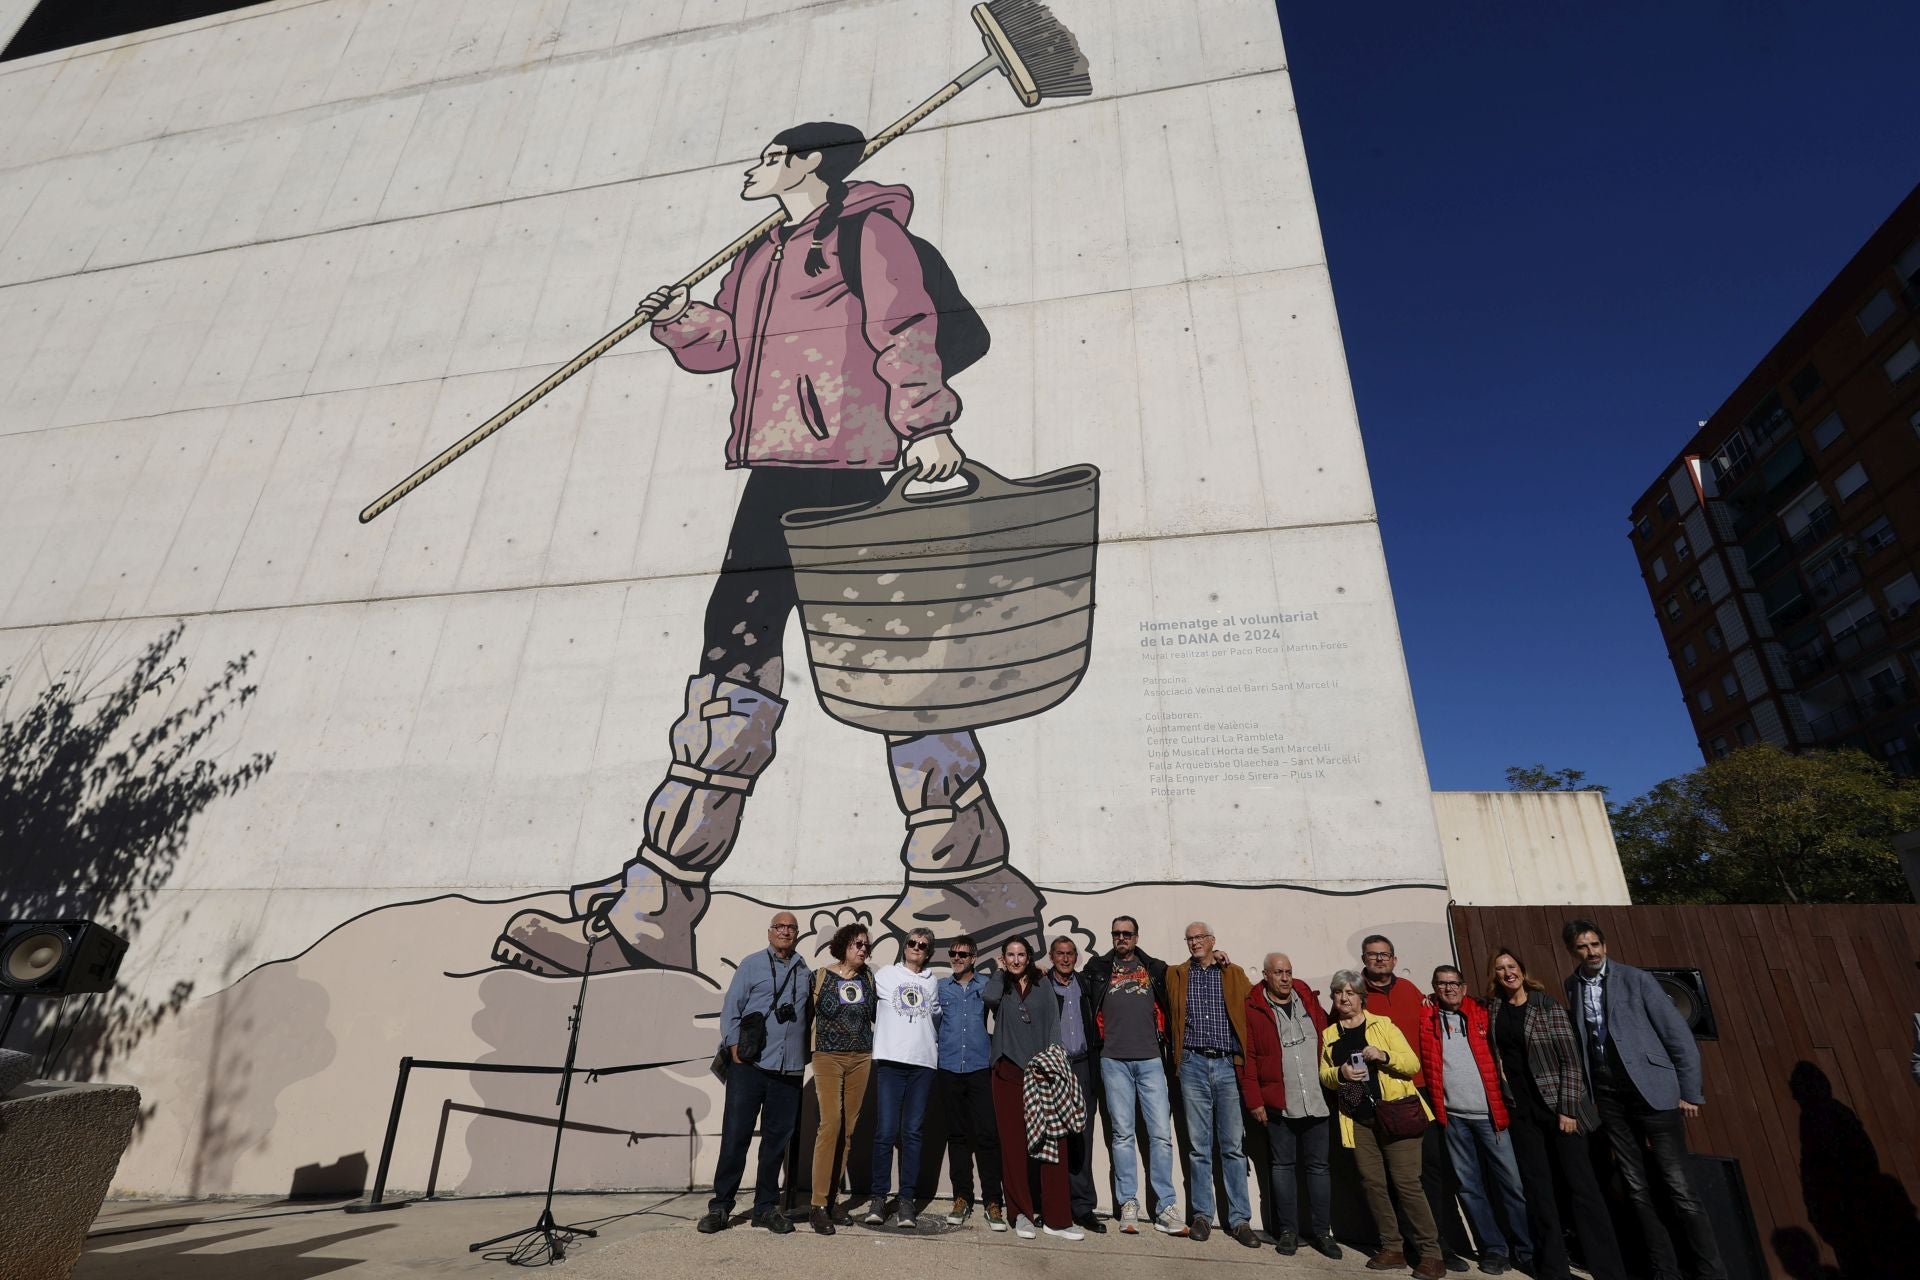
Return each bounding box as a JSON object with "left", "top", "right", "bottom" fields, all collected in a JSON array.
[
  {"left": 1807, "top": 556, "right": 1864, "bottom": 604},
  {"left": 1788, "top": 504, "right": 1839, "bottom": 554},
  {"left": 1807, "top": 700, "right": 1866, "bottom": 739},
  {"left": 1787, "top": 640, "right": 1836, "bottom": 682},
  {"left": 1832, "top": 614, "right": 1888, "bottom": 662}
]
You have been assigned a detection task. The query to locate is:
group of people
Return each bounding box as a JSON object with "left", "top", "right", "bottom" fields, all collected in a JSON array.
[{"left": 699, "top": 913, "right": 1726, "bottom": 1280}]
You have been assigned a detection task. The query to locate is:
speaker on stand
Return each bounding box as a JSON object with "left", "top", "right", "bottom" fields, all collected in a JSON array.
[{"left": 0, "top": 921, "right": 129, "bottom": 1074}]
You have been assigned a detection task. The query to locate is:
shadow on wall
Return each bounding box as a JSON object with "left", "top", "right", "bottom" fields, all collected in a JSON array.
[
  {"left": 1778, "top": 1059, "right": 1920, "bottom": 1280},
  {"left": 0, "top": 624, "right": 274, "bottom": 1108}
]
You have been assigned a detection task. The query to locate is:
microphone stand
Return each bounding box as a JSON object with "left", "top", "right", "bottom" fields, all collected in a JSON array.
[{"left": 470, "top": 919, "right": 607, "bottom": 1264}]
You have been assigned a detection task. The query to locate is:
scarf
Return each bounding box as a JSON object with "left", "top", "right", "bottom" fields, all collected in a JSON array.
[{"left": 1020, "top": 1043, "right": 1086, "bottom": 1163}]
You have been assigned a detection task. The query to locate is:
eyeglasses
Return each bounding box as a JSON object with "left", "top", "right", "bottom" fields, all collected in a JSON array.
[
  {"left": 1362, "top": 951, "right": 1392, "bottom": 960},
  {"left": 770, "top": 924, "right": 797, "bottom": 933},
  {"left": 948, "top": 950, "right": 973, "bottom": 959},
  {"left": 905, "top": 940, "right": 930, "bottom": 952},
  {"left": 1111, "top": 930, "right": 1136, "bottom": 939},
  {"left": 1185, "top": 934, "right": 1212, "bottom": 944},
  {"left": 1433, "top": 980, "right": 1464, "bottom": 989}
]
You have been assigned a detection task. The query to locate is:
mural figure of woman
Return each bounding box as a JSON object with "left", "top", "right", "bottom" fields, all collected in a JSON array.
[{"left": 497, "top": 122, "right": 1044, "bottom": 976}]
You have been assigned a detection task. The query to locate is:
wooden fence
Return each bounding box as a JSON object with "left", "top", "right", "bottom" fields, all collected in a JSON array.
[{"left": 1447, "top": 904, "right": 1920, "bottom": 1279}]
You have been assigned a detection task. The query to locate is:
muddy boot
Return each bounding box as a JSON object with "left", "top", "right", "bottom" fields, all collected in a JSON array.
[
  {"left": 495, "top": 676, "right": 785, "bottom": 975},
  {"left": 881, "top": 732, "right": 1043, "bottom": 952}
]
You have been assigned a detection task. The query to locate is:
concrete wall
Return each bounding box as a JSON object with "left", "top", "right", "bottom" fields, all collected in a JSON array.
[
  {"left": 1433, "top": 790, "right": 1632, "bottom": 906},
  {"left": 0, "top": 0, "right": 1449, "bottom": 1198}
]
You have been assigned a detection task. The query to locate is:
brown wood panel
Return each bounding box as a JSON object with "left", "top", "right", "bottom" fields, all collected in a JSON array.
[{"left": 1448, "top": 904, "right": 1920, "bottom": 1280}]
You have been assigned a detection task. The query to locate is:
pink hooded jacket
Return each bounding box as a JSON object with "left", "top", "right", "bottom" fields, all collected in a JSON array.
[{"left": 651, "top": 182, "right": 958, "bottom": 469}]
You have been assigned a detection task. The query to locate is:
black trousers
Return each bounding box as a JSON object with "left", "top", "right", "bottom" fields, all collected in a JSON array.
[
  {"left": 709, "top": 1064, "right": 803, "bottom": 1218},
  {"left": 1506, "top": 1107, "right": 1626, "bottom": 1280},
  {"left": 1596, "top": 1082, "right": 1726, "bottom": 1280},
  {"left": 938, "top": 1067, "right": 1002, "bottom": 1204},
  {"left": 1065, "top": 1053, "right": 1099, "bottom": 1218},
  {"left": 700, "top": 468, "right": 887, "bottom": 689}
]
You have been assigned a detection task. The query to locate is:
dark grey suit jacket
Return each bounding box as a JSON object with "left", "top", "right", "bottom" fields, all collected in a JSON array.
[{"left": 1563, "top": 960, "right": 1702, "bottom": 1111}]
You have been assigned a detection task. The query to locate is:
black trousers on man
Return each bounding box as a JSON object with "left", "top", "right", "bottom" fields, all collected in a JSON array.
[
  {"left": 1065, "top": 1052, "right": 1100, "bottom": 1220},
  {"left": 938, "top": 1067, "right": 1002, "bottom": 1206},
  {"left": 1595, "top": 1078, "right": 1726, "bottom": 1280},
  {"left": 709, "top": 1064, "right": 803, "bottom": 1219}
]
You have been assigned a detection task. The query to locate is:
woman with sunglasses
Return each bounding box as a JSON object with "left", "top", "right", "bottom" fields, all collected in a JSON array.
[
  {"left": 983, "top": 937, "right": 1081, "bottom": 1241},
  {"left": 863, "top": 927, "right": 943, "bottom": 1229},
  {"left": 808, "top": 922, "right": 875, "bottom": 1234}
]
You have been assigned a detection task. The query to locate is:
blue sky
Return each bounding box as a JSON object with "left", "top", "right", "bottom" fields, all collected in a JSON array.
[{"left": 1275, "top": 1, "right": 1920, "bottom": 801}]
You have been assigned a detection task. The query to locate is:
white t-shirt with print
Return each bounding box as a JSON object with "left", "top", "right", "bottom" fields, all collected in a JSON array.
[{"left": 873, "top": 963, "right": 941, "bottom": 1067}]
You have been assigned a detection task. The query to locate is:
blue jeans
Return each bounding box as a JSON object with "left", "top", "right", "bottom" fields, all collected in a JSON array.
[
  {"left": 1266, "top": 1112, "right": 1333, "bottom": 1238},
  {"left": 1100, "top": 1055, "right": 1179, "bottom": 1214},
  {"left": 868, "top": 1060, "right": 935, "bottom": 1203},
  {"left": 1178, "top": 1050, "right": 1251, "bottom": 1228},
  {"left": 1445, "top": 1114, "right": 1532, "bottom": 1259}
]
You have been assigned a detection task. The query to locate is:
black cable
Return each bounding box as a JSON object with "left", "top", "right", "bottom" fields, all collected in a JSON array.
[
  {"left": 0, "top": 993, "right": 22, "bottom": 1047},
  {"left": 36, "top": 993, "right": 70, "bottom": 1076},
  {"left": 44, "top": 990, "right": 98, "bottom": 1079}
]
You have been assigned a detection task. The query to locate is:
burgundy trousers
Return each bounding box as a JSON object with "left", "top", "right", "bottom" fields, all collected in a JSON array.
[{"left": 991, "top": 1057, "right": 1071, "bottom": 1228}]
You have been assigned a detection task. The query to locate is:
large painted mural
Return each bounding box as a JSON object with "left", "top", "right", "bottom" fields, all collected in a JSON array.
[{"left": 0, "top": 0, "right": 1448, "bottom": 1199}]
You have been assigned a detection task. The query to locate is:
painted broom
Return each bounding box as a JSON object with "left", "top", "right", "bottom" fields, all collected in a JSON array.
[{"left": 358, "top": 0, "right": 1092, "bottom": 524}]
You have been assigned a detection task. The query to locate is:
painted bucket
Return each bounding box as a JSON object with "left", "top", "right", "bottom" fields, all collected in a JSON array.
[{"left": 781, "top": 461, "right": 1100, "bottom": 734}]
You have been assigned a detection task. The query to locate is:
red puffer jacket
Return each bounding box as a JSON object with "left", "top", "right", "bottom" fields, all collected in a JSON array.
[
  {"left": 1237, "top": 982, "right": 1331, "bottom": 1114},
  {"left": 1419, "top": 999, "right": 1511, "bottom": 1129}
]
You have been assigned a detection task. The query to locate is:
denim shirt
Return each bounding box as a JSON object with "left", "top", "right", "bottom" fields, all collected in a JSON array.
[
  {"left": 720, "top": 947, "right": 809, "bottom": 1074},
  {"left": 935, "top": 971, "right": 992, "bottom": 1072}
]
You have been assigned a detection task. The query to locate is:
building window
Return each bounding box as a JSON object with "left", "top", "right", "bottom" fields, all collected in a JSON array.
[
  {"left": 1861, "top": 516, "right": 1897, "bottom": 555},
  {"left": 1789, "top": 362, "right": 1822, "bottom": 402},
  {"left": 1744, "top": 392, "right": 1791, "bottom": 446},
  {"left": 1665, "top": 596, "right": 1683, "bottom": 621},
  {"left": 1885, "top": 573, "right": 1920, "bottom": 617},
  {"left": 1835, "top": 462, "right": 1869, "bottom": 502},
  {"left": 1736, "top": 721, "right": 1758, "bottom": 745},
  {"left": 1858, "top": 289, "right": 1896, "bottom": 334},
  {"left": 1651, "top": 556, "right": 1669, "bottom": 583},
  {"left": 1697, "top": 687, "right": 1715, "bottom": 712},
  {"left": 1674, "top": 535, "right": 1692, "bottom": 561},
  {"left": 1635, "top": 515, "right": 1653, "bottom": 541},
  {"left": 1827, "top": 594, "right": 1880, "bottom": 639},
  {"left": 1681, "top": 642, "right": 1699, "bottom": 669},
  {"left": 1887, "top": 340, "right": 1920, "bottom": 385},
  {"left": 1685, "top": 576, "right": 1709, "bottom": 603},
  {"left": 1706, "top": 623, "right": 1725, "bottom": 652},
  {"left": 1722, "top": 671, "right": 1742, "bottom": 700},
  {"left": 1811, "top": 412, "right": 1845, "bottom": 450},
  {"left": 1657, "top": 492, "right": 1677, "bottom": 520},
  {"left": 1710, "top": 433, "right": 1752, "bottom": 485}
]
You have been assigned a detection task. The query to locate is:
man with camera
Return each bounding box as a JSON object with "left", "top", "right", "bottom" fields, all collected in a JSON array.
[{"left": 700, "top": 911, "right": 810, "bottom": 1235}]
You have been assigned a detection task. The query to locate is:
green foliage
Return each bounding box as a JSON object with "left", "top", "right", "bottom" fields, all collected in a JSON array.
[
  {"left": 1504, "top": 763, "right": 1608, "bottom": 794},
  {"left": 1610, "top": 745, "right": 1916, "bottom": 905}
]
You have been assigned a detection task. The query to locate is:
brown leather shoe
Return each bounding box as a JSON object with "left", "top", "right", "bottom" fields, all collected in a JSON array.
[
  {"left": 1367, "top": 1248, "right": 1409, "bottom": 1271},
  {"left": 1412, "top": 1259, "right": 1446, "bottom": 1279}
]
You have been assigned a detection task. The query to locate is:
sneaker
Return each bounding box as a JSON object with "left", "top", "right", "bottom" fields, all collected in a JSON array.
[
  {"left": 986, "top": 1203, "right": 1008, "bottom": 1232},
  {"left": 696, "top": 1211, "right": 729, "bottom": 1234},
  {"left": 947, "top": 1197, "right": 971, "bottom": 1226},
  {"left": 1154, "top": 1207, "right": 1189, "bottom": 1236},
  {"left": 863, "top": 1198, "right": 887, "bottom": 1226},
  {"left": 750, "top": 1211, "right": 794, "bottom": 1235},
  {"left": 809, "top": 1206, "right": 835, "bottom": 1236},
  {"left": 1480, "top": 1254, "right": 1510, "bottom": 1276},
  {"left": 1231, "top": 1222, "right": 1260, "bottom": 1248},
  {"left": 1275, "top": 1230, "right": 1298, "bottom": 1255},
  {"left": 1311, "top": 1235, "right": 1345, "bottom": 1260},
  {"left": 1075, "top": 1214, "right": 1107, "bottom": 1234},
  {"left": 896, "top": 1211, "right": 918, "bottom": 1230},
  {"left": 1189, "top": 1213, "right": 1212, "bottom": 1242},
  {"left": 1014, "top": 1215, "right": 1038, "bottom": 1240},
  {"left": 1118, "top": 1200, "right": 1141, "bottom": 1234},
  {"left": 1044, "top": 1223, "right": 1085, "bottom": 1241}
]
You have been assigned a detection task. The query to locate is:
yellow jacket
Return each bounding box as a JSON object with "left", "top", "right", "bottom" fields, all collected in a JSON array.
[{"left": 1318, "top": 1012, "right": 1432, "bottom": 1147}]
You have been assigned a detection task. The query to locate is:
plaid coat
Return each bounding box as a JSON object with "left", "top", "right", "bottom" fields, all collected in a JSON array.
[
  {"left": 1501, "top": 993, "right": 1599, "bottom": 1133},
  {"left": 1021, "top": 1042, "right": 1087, "bottom": 1162}
]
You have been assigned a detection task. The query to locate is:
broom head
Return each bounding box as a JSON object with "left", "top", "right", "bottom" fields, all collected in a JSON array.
[{"left": 973, "top": 0, "right": 1092, "bottom": 107}]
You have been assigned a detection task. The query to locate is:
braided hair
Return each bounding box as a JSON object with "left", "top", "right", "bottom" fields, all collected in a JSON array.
[{"left": 770, "top": 121, "right": 867, "bottom": 277}]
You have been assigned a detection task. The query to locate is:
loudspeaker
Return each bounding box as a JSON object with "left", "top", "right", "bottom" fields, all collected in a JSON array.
[
  {"left": 0, "top": 921, "right": 127, "bottom": 997},
  {"left": 1648, "top": 966, "right": 1717, "bottom": 1040},
  {"left": 1685, "top": 1153, "right": 1767, "bottom": 1280}
]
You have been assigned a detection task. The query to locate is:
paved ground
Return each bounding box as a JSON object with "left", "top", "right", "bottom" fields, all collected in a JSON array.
[{"left": 80, "top": 1194, "right": 1363, "bottom": 1279}]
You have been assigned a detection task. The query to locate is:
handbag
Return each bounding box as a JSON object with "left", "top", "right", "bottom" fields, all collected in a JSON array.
[{"left": 1376, "top": 1092, "right": 1429, "bottom": 1139}]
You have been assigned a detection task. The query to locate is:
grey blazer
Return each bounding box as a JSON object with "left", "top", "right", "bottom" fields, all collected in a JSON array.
[{"left": 1563, "top": 960, "right": 1703, "bottom": 1111}]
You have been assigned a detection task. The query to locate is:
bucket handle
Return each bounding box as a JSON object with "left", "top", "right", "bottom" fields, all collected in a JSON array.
[{"left": 872, "top": 459, "right": 1025, "bottom": 513}]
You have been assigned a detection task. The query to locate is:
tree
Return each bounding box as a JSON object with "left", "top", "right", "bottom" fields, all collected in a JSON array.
[
  {"left": 1611, "top": 745, "right": 1916, "bottom": 905},
  {"left": 1505, "top": 763, "right": 1608, "bottom": 794}
]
